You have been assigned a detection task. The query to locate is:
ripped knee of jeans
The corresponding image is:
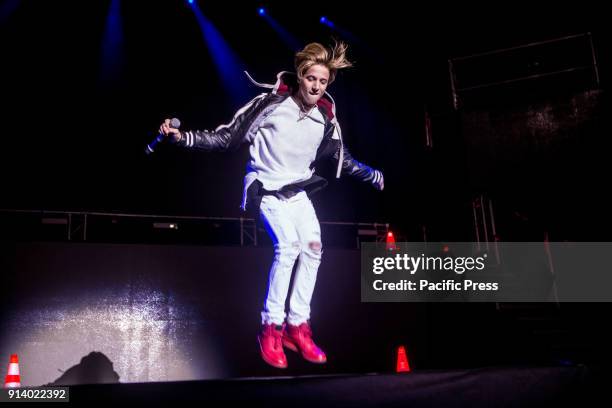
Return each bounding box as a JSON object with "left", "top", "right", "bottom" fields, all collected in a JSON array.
[
  {"left": 303, "top": 241, "right": 322, "bottom": 259},
  {"left": 308, "top": 241, "right": 322, "bottom": 252}
]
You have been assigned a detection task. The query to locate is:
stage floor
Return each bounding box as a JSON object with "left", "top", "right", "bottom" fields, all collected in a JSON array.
[{"left": 64, "top": 366, "right": 598, "bottom": 406}]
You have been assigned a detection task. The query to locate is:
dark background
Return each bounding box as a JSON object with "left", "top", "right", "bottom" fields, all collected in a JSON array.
[
  {"left": 2, "top": 0, "right": 610, "bottom": 241},
  {"left": 1, "top": 0, "right": 611, "bottom": 384}
]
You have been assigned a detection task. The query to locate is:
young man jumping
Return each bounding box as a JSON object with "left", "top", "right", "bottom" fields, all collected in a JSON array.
[{"left": 159, "top": 41, "right": 384, "bottom": 368}]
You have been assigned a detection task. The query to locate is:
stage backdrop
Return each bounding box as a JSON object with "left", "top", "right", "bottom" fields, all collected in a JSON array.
[{"left": 0, "top": 242, "right": 425, "bottom": 385}]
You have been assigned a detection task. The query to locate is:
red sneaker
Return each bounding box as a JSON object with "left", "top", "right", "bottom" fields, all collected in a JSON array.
[
  {"left": 258, "top": 323, "right": 288, "bottom": 369},
  {"left": 283, "top": 322, "right": 327, "bottom": 364}
]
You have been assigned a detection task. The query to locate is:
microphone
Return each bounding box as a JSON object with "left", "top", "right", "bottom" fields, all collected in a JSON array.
[{"left": 145, "top": 117, "right": 181, "bottom": 155}]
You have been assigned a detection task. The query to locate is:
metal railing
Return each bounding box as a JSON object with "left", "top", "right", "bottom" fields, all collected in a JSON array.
[
  {"left": 449, "top": 32, "right": 600, "bottom": 110},
  {"left": 0, "top": 208, "right": 390, "bottom": 248}
]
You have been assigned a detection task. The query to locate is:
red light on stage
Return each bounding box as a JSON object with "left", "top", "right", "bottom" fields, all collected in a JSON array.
[
  {"left": 386, "top": 231, "right": 396, "bottom": 251},
  {"left": 396, "top": 346, "right": 411, "bottom": 373}
]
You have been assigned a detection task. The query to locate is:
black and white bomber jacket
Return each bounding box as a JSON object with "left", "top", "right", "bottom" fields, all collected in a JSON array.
[{"left": 173, "top": 71, "right": 384, "bottom": 212}]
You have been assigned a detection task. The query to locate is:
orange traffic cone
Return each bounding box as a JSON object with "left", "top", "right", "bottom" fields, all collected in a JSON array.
[
  {"left": 4, "top": 354, "right": 21, "bottom": 388},
  {"left": 396, "top": 346, "right": 411, "bottom": 373}
]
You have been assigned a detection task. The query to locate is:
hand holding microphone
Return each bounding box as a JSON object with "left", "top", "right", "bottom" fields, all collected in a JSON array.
[{"left": 145, "top": 117, "right": 181, "bottom": 155}]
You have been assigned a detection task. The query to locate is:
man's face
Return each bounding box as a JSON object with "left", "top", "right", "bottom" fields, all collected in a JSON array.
[{"left": 298, "top": 64, "right": 330, "bottom": 106}]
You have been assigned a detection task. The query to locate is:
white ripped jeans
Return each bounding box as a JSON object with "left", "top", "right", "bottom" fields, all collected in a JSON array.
[{"left": 259, "top": 191, "right": 323, "bottom": 326}]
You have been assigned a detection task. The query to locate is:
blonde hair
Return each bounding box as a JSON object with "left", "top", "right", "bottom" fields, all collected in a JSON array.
[{"left": 295, "top": 41, "right": 353, "bottom": 84}]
